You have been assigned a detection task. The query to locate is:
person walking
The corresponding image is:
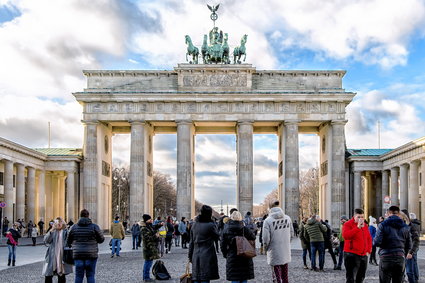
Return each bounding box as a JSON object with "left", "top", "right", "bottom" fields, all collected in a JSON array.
[
  {"left": 189, "top": 205, "right": 220, "bottom": 283},
  {"left": 243, "top": 211, "right": 257, "bottom": 236},
  {"left": 293, "top": 220, "right": 299, "bottom": 237},
  {"left": 342, "top": 208, "right": 372, "bottom": 283},
  {"left": 368, "top": 216, "right": 378, "bottom": 265},
  {"left": 322, "top": 219, "right": 338, "bottom": 270},
  {"left": 165, "top": 216, "right": 174, "bottom": 254},
  {"left": 110, "top": 216, "right": 125, "bottom": 258},
  {"left": 31, "top": 224, "right": 38, "bottom": 246},
  {"left": 335, "top": 215, "right": 349, "bottom": 270},
  {"left": 173, "top": 221, "right": 180, "bottom": 247},
  {"left": 6, "top": 222, "right": 21, "bottom": 266},
  {"left": 66, "top": 209, "right": 105, "bottom": 283},
  {"left": 131, "top": 221, "right": 141, "bottom": 250},
  {"left": 374, "top": 206, "right": 412, "bottom": 283},
  {"left": 42, "top": 217, "right": 73, "bottom": 283},
  {"left": 38, "top": 218, "right": 45, "bottom": 235},
  {"left": 404, "top": 211, "right": 421, "bottom": 283},
  {"left": 299, "top": 217, "right": 311, "bottom": 269},
  {"left": 259, "top": 214, "right": 268, "bottom": 255},
  {"left": 221, "top": 210, "right": 255, "bottom": 283},
  {"left": 141, "top": 214, "right": 161, "bottom": 282},
  {"left": 27, "top": 220, "right": 34, "bottom": 238},
  {"left": 179, "top": 217, "right": 188, "bottom": 249},
  {"left": 262, "top": 200, "right": 292, "bottom": 283},
  {"left": 304, "top": 215, "right": 327, "bottom": 272}
]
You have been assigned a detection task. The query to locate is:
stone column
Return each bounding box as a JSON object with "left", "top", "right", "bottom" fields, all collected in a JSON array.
[
  {"left": 399, "top": 164, "right": 408, "bottom": 210},
  {"left": 15, "top": 164, "right": 26, "bottom": 220},
  {"left": 421, "top": 158, "right": 425, "bottom": 225},
  {"left": 237, "top": 121, "right": 254, "bottom": 216},
  {"left": 3, "top": 159, "right": 14, "bottom": 221},
  {"left": 66, "top": 170, "right": 75, "bottom": 222},
  {"left": 390, "top": 167, "right": 399, "bottom": 206},
  {"left": 130, "top": 121, "right": 146, "bottom": 222},
  {"left": 284, "top": 121, "right": 299, "bottom": 222},
  {"left": 176, "top": 121, "right": 195, "bottom": 220},
  {"left": 382, "top": 170, "right": 389, "bottom": 216},
  {"left": 353, "top": 171, "right": 362, "bottom": 209},
  {"left": 408, "top": 160, "right": 419, "bottom": 216},
  {"left": 27, "top": 167, "right": 36, "bottom": 222},
  {"left": 331, "top": 121, "right": 347, "bottom": 227},
  {"left": 375, "top": 172, "right": 382, "bottom": 218},
  {"left": 38, "top": 170, "right": 46, "bottom": 225},
  {"left": 82, "top": 121, "right": 99, "bottom": 222}
]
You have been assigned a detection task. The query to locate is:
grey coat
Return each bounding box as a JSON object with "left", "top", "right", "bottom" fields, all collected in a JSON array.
[{"left": 42, "top": 230, "right": 73, "bottom": 276}]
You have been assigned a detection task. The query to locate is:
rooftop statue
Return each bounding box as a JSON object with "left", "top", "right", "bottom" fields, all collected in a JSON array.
[{"left": 233, "top": 34, "right": 248, "bottom": 64}]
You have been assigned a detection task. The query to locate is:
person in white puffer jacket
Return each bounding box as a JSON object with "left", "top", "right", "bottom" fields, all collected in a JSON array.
[{"left": 261, "top": 200, "right": 293, "bottom": 283}]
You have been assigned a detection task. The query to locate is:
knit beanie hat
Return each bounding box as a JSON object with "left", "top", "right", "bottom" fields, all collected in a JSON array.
[{"left": 142, "top": 214, "right": 152, "bottom": 223}]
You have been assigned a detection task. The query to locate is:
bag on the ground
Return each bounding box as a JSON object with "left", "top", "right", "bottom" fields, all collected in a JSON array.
[
  {"left": 180, "top": 262, "right": 192, "bottom": 283},
  {"left": 63, "top": 246, "right": 74, "bottom": 265},
  {"left": 235, "top": 235, "right": 256, "bottom": 258},
  {"left": 152, "top": 260, "right": 171, "bottom": 280}
]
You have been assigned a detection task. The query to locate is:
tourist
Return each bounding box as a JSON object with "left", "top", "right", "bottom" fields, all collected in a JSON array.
[
  {"left": 299, "top": 217, "right": 311, "bottom": 269},
  {"left": 47, "top": 219, "right": 54, "bottom": 233},
  {"left": 2, "top": 216, "right": 10, "bottom": 235},
  {"left": 38, "top": 218, "right": 45, "bottom": 235},
  {"left": 67, "top": 219, "right": 74, "bottom": 228},
  {"left": 66, "top": 209, "right": 105, "bottom": 283},
  {"left": 262, "top": 200, "right": 292, "bottom": 283},
  {"left": 179, "top": 217, "right": 188, "bottom": 249},
  {"left": 293, "top": 220, "right": 299, "bottom": 237},
  {"left": 217, "top": 212, "right": 226, "bottom": 235},
  {"left": 374, "top": 206, "right": 411, "bottom": 282},
  {"left": 31, "top": 223, "right": 38, "bottom": 246},
  {"left": 189, "top": 205, "right": 220, "bottom": 283},
  {"left": 110, "top": 216, "right": 125, "bottom": 258},
  {"left": 27, "top": 220, "right": 34, "bottom": 238},
  {"left": 335, "top": 215, "right": 348, "bottom": 270},
  {"left": 404, "top": 211, "right": 421, "bottom": 283},
  {"left": 141, "top": 214, "right": 161, "bottom": 282},
  {"left": 157, "top": 218, "right": 167, "bottom": 257},
  {"left": 368, "top": 216, "right": 378, "bottom": 265},
  {"left": 304, "top": 214, "right": 327, "bottom": 271},
  {"left": 322, "top": 219, "right": 338, "bottom": 270},
  {"left": 165, "top": 216, "right": 174, "bottom": 254},
  {"left": 342, "top": 208, "right": 372, "bottom": 283},
  {"left": 221, "top": 210, "right": 255, "bottom": 283},
  {"left": 243, "top": 211, "right": 257, "bottom": 235},
  {"left": 43, "top": 217, "right": 73, "bottom": 283},
  {"left": 130, "top": 220, "right": 141, "bottom": 250},
  {"left": 173, "top": 220, "right": 180, "bottom": 247},
  {"left": 378, "top": 216, "right": 385, "bottom": 224},
  {"left": 259, "top": 214, "right": 268, "bottom": 255},
  {"left": 6, "top": 222, "right": 21, "bottom": 266}
]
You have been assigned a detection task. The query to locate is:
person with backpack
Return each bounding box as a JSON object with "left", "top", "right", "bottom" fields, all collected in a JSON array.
[
  {"left": 141, "top": 214, "right": 162, "bottom": 282},
  {"left": 220, "top": 210, "right": 255, "bottom": 283}
]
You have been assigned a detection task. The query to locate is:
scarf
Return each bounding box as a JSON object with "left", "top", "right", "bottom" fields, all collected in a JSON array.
[{"left": 54, "top": 231, "right": 65, "bottom": 275}]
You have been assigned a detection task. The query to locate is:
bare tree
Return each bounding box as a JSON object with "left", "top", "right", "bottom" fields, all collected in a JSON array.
[
  {"left": 112, "top": 167, "right": 130, "bottom": 219},
  {"left": 153, "top": 171, "right": 177, "bottom": 218},
  {"left": 299, "top": 167, "right": 319, "bottom": 218}
]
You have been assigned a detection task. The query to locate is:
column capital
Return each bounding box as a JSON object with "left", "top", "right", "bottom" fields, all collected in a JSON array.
[
  {"left": 2, "top": 159, "right": 13, "bottom": 165},
  {"left": 66, "top": 170, "right": 76, "bottom": 175},
  {"left": 400, "top": 163, "right": 409, "bottom": 169},
  {"left": 129, "top": 120, "right": 146, "bottom": 125},
  {"left": 390, "top": 166, "right": 400, "bottom": 171},
  {"left": 176, "top": 120, "right": 193, "bottom": 125},
  {"left": 331, "top": 120, "right": 348, "bottom": 126},
  {"left": 284, "top": 120, "right": 300, "bottom": 126},
  {"left": 410, "top": 160, "right": 420, "bottom": 166},
  {"left": 237, "top": 120, "right": 254, "bottom": 125},
  {"left": 81, "top": 120, "right": 99, "bottom": 125}
]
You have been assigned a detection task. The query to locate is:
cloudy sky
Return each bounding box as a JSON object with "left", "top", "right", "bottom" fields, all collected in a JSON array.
[{"left": 1, "top": 0, "right": 425, "bottom": 208}]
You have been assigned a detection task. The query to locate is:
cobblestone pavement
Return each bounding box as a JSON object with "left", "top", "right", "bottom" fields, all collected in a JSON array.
[{"left": 1, "top": 245, "right": 425, "bottom": 283}]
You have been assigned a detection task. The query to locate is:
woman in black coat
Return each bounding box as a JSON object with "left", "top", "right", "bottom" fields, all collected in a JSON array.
[
  {"left": 221, "top": 211, "right": 255, "bottom": 282},
  {"left": 189, "top": 205, "right": 220, "bottom": 283}
]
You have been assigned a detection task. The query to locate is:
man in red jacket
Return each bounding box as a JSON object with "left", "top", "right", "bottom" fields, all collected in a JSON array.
[{"left": 342, "top": 208, "right": 372, "bottom": 283}]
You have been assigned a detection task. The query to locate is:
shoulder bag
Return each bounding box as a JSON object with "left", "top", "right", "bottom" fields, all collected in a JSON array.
[{"left": 235, "top": 228, "right": 256, "bottom": 258}]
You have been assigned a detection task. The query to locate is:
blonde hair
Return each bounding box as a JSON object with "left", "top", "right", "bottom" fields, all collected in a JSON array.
[
  {"left": 230, "top": 211, "right": 243, "bottom": 221},
  {"left": 54, "top": 217, "right": 67, "bottom": 230},
  {"left": 399, "top": 211, "right": 410, "bottom": 225}
]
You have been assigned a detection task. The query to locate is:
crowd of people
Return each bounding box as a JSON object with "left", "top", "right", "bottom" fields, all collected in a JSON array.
[{"left": 1, "top": 202, "right": 422, "bottom": 283}]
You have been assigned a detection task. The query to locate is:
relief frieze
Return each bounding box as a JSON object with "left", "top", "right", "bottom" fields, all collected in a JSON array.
[{"left": 182, "top": 74, "right": 247, "bottom": 87}]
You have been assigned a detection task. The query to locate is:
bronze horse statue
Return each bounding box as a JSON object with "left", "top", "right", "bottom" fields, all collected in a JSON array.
[
  {"left": 185, "top": 35, "right": 199, "bottom": 64},
  {"left": 233, "top": 34, "right": 247, "bottom": 64}
]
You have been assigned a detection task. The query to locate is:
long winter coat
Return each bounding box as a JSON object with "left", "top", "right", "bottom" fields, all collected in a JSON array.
[
  {"left": 299, "top": 222, "right": 309, "bottom": 250},
  {"left": 220, "top": 220, "right": 255, "bottom": 281},
  {"left": 42, "top": 229, "right": 73, "bottom": 276},
  {"left": 189, "top": 216, "right": 220, "bottom": 281},
  {"left": 262, "top": 207, "right": 292, "bottom": 266},
  {"left": 140, "top": 222, "right": 160, "bottom": 260}
]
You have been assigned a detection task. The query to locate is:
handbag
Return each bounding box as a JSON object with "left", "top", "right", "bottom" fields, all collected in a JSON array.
[
  {"left": 63, "top": 246, "right": 74, "bottom": 265},
  {"left": 180, "top": 262, "right": 192, "bottom": 283},
  {"left": 235, "top": 228, "right": 256, "bottom": 258}
]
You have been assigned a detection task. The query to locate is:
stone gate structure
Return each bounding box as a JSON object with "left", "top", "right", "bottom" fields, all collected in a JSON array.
[{"left": 74, "top": 63, "right": 355, "bottom": 228}]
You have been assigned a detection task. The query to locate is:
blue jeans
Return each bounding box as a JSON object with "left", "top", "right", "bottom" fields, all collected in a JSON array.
[
  {"left": 74, "top": 258, "right": 97, "bottom": 283},
  {"left": 406, "top": 253, "right": 419, "bottom": 283},
  {"left": 310, "top": 241, "right": 325, "bottom": 270},
  {"left": 132, "top": 235, "right": 139, "bottom": 249},
  {"left": 302, "top": 246, "right": 311, "bottom": 266},
  {"left": 8, "top": 244, "right": 16, "bottom": 260},
  {"left": 143, "top": 260, "right": 153, "bottom": 280},
  {"left": 337, "top": 241, "right": 345, "bottom": 268},
  {"left": 111, "top": 238, "right": 121, "bottom": 256}
]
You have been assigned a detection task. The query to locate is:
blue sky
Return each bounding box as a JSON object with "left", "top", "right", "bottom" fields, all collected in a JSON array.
[{"left": 1, "top": 0, "right": 425, "bottom": 208}]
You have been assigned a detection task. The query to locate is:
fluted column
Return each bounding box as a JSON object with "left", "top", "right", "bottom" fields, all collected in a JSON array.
[
  {"left": 130, "top": 121, "right": 146, "bottom": 222},
  {"left": 399, "top": 164, "right": 408, "bottom": 210},
  {"left": 3, "top": 160, "right": 14, "bottom": 221},
  {"left": 353, "top": 171, "right": 362, "bottom": 209},
  {"left": 15, "top": 164, "right": 26, "bottom": 220},
  {"left": 38, "top": 170, "right": 45, "bottom": 225},
  {"left": 284, "top": 121, "right": 299, "bottom": 222},
  {"left": 176, "top": 121, "right": 195, "bottom": 220},
  {"left": 27, "top": 167, "right": 36, "bottom": 222},
  {"left": 237, "top": 121, "right": 254, "bottom": 216},
  {"left": 420, "top": 159, "right": 425, "bottom": 224},
  {"left": 390, "top": 167, "right": 399, "bottom": 206},
  {"left": 375, "top": 172, "right": 382, "bottom": 218},
  {"left": 82, "top": 121, "right": 98, "bottom": 221},
  {"left": 382, "top": 170, "right": 389, "bottom": 216},
  {"left": 66, "top": 170, "right": 75, "bottom": 221},
  {"left": 408, "top": 161, "right": 419, "bottom": 216}
]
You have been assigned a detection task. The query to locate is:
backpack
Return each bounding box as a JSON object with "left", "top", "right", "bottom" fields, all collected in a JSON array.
[
  {"left": 158, "top": 225, "right": 167, "bottom": 238},
  {"left": 152, "top": 260, "right": 171, "bottom": 280}
]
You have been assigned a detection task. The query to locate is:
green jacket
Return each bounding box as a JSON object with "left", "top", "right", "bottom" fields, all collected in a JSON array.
[
  {"left": 338, "top": 223, "right": 345, "bottom": 242},
  {"left": 304, "top": 218, "right": 327, "bottom": 243},
  {"left": 141, "top": 222, "right": 160, "bottom": 260},
  {"left": 299, "top": 222, "right": 309, "bottom": 249}
]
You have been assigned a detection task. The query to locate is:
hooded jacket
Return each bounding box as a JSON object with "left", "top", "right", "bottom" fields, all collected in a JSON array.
[
  {"left": 261, "top": 207, "right": 292, "bottom": 266},
  {"left": 66, "top": 217, "right": 105, "bottom": 259},
  {"left": 374, "top": 215, "right": 412, "bottom": 256},
  {"left": 140, "top": 221, "right": 160, "bottom": 260},
  {"left": 409, "top": 219, "right": 421, "bottom": 254},
  {"left": 304, "top": 217, "right": 327, "bottom": 243},
  {"left": 342, "top": 218, "right": 372, "bottom": 256}
]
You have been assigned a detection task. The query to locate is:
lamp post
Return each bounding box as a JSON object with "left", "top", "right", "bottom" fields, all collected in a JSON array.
[{"left": 113, "top": 168, "right": 126, "bottom": 217}]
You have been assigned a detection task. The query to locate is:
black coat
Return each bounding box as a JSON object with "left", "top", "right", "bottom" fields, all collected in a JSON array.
[
  {"left": 374, "top": 215, "right": 412, "bottom": 256},
  {"left": 220, "top": 220, "right": 255, "bottom": 281},
  {"left": 66, "top": 217, "right": 105, "bottom": 259},
  {"left": 189, "top": 216, "right": 220, "bottom": 281}
]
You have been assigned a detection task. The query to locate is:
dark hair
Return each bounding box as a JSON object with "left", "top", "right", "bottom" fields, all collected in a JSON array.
[
  {"left": 354, "top": 208, "right": 364, "bottom": 215},
  {"left": 181, "top": 217, "right": 186, "bottom": 221},
  {"left": 115, "top": 216, "right": 120, "bottom": 221},
  {"left": 229, "top": 208, "right": 238, "bottom": 215},
  {"left": 199, "top": 205, "right": 213, "bottom": 222},
  {"left": 246, "top": 211, "right": 252, "bottom": 216},
  {"left": 388, "top": 206, "right": 400, "bottom": 213},
  {"left": 80, "top": 209, "right": 89, "bottom": 218}
]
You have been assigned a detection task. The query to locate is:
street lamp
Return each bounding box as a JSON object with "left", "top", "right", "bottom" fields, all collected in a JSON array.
[{"left": 113, "top": 168, "right": 126, "bottom": 217}]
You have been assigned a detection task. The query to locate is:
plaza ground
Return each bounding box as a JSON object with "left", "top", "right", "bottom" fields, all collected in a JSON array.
[{"left": 1, "top": 236, "right": 425, "bottom": 282}]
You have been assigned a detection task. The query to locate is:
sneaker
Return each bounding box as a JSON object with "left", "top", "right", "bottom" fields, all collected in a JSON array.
[{"left": 303, "top": 265, "right": 309, "bottom": 269}]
